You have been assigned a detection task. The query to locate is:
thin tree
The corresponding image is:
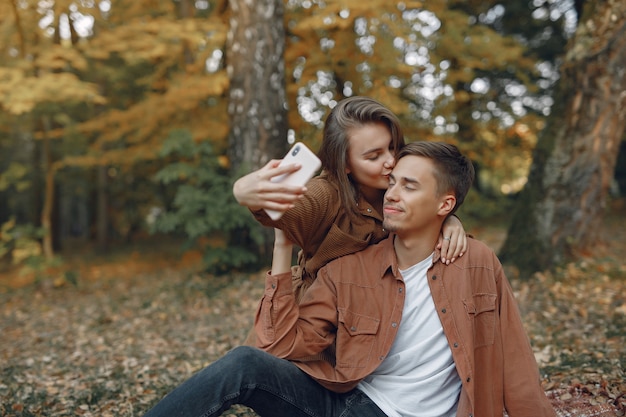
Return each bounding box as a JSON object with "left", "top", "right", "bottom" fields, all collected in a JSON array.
[
  {"left": 225, "top": 0, "right": 289, "bottom": 256},
  {"left": 226, "top": 0, "right": 289, "bottom": 174},
  {"left": 499, "top": 0, "right": 626, "bottom": 277}
]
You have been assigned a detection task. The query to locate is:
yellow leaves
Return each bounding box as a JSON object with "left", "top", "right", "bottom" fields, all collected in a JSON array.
[
  {"left": 289, "top": 0, "right": 407, "bottom": 36},
  {"left": 436, "top": 8, "right": 531, "bottom": 76},
  {"left": 80, "top": 70, "right": 229, "bottom": 149},
  {"left": 36, "top": 44, "right": 89, "bottom": 72},
  {"left": 58, "top": 144, "right": 164, "bottom": 170},
  {"left": 180, "top": 71, "right": 229, "bottom": 98},
  {"left": 85, "top": 17, "right": 227, "bottom": 64},
  {"left": 38, "top": 69, "right": 231, "bottom": 171},
  {"left": 0, "top": 67, "right": 25, "bottom": 97},
  {"left": 291, "top": 12, "right": 353, "bottom": 35},
  {"left": 0, "top": 71, "right": 106, "bottom": 115},
  {"left": 0, "top": 51, "right": 106, "bottom": 112},
  {"left": 454, "top": 90, "right": 471, "bottom": 103},
  {"left": 11, "top": 240, "right": 42, "bottom": 265},
  {"left": 0, "top": 218, "right": 43, "bottom": 266}
]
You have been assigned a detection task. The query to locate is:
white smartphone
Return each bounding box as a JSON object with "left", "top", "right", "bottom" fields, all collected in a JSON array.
[{"left": 264, "top": 142, "right": 322, "bottom": 220}]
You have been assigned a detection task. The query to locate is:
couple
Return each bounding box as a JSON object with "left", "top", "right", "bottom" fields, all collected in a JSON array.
[{"left": 143, "top": 97, "right": 555, "bottom": 416}]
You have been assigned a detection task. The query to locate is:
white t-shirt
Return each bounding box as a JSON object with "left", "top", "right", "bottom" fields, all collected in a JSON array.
[{"left": 357, "top": 253, "right": 461, "bottom": 417}]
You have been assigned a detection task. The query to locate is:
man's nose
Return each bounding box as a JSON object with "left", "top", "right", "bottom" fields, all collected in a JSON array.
[{"left": 385, "top": 184, "right": 398, "bottom": 201}]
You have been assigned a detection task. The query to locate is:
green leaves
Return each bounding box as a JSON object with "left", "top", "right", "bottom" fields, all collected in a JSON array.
[
  {"left": 0, "top": 162, "right": 30, "bottom": 192},
  {"left": 152, "top": 129, "right": 264, "bottom": 275},
  {"left": 0, "top": 217, "right": 48, "bottom": 272}
]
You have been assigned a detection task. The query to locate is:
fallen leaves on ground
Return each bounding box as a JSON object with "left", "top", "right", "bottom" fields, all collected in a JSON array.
[
  {"left": 0, "top": 269, "right": 265, "bottom": 417},
  {"left": 0, "top": 213, "right": 624, "bottom": 416},
  {"left": 513, "top": 260, "right": 626, "bottom": 416}
]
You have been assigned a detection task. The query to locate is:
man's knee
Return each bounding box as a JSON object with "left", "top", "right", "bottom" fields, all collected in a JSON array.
[{"left": 225, "top": 346, "right": 274, "bottom": 372}]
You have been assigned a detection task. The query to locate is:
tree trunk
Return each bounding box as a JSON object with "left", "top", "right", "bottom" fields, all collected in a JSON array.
[
  {"left": 40, "top": 116, "right": 55, "bottom": 260},
  {"left": 499, "top": 0, "right": 626, "bottom": 277},
  {"left": 96, "top": 165, "right": 108, "bottom": 253},
  {"left": 226, "top": 0, "right": 289, "bottom": 174},
  {"left": 225, "top": 0, "right": 289, "bottom": 257}
]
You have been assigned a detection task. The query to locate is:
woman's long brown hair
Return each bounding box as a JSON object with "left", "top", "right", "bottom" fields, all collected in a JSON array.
[{"left": 317, "top": 96, "right": 405, "bottom": 218}]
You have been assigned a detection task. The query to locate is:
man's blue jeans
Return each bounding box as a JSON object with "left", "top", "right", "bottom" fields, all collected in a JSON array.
[{"left": 143, "top": 346, "right": 387, "bottom": 417}]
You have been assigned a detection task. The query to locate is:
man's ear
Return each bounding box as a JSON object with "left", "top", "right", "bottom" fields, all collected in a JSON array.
[{"left": 438, "top": 194, "right": 456, "bottom": 216}]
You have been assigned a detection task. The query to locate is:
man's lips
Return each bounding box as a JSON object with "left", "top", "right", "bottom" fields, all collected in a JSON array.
[{"left": 383, "top": 205, "right": 403, "bottom": 214}]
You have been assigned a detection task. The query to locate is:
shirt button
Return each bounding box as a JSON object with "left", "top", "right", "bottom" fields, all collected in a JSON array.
[
  {"left": 453, "top": 342, "right": 458, "bottom": 348},
  {"left": 392, "top": 322, "right": 397, "bottom": 327},
  {"left": 467, "top": 377, "right": 471, "bottom": 382},
  {"left": 271, "top": 283, "right": 276, "bottom": 289},
  {"left": 399, "top": 288, "right": 403, "bottom": 293},
  {"left": 367, "top": 208, "right": 372, "bottom": 213},
  {"left": 441, "top": 308, "right": 447, "bottom": 313},
  {"left": 431, "top": 275, "right": 437, "bottom": 280},
  {"left": 350, "top": 326, "right": 357, "bottom": 331},
  {"left": 382, "top": 228, "right": 386, "bottom": 232}
]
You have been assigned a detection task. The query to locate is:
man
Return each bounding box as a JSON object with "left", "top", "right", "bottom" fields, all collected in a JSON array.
[{"left": 143, "top": 142, "right": 555, "bottom": 417}]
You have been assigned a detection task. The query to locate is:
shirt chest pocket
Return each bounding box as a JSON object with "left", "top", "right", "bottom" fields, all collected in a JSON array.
[
  {"left": 337, "top": 308, "right": 380, "bottom": 369},
  {"left": 463, "top": 294, "right": 497, "bottom": 348}
]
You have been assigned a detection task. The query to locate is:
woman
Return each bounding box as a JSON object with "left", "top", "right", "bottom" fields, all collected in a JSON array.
[{"left": 234, "top": 96, "right": 466, "bottom": 304}]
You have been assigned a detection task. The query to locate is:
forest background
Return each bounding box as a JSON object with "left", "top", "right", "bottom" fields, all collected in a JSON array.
[{"left": 0, "top": 0, "right": 625, "bottom": 416}]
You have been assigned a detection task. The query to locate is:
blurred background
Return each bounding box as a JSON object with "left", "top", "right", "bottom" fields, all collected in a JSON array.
[
  {"left": 1, "top": 0, "right": 624, "bottom": 279},
  {"left": 1, "top": 2, "right": 626, "bottom": 416}
]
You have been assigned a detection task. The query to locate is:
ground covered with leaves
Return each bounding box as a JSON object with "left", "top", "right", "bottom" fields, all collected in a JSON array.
[{"left": 1, "top": 205, "right": 625, "bottom": 417}]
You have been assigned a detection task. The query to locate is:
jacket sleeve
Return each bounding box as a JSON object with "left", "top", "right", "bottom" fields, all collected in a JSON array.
[
  {"left": 250, "top": 178, "right": 337, "bottom": 251},
  {"left": 497, "top": 258, "right": 556, "bottom": 417},
  {"left": 254, "top": 267, "right": 338, "bottom": 359}
]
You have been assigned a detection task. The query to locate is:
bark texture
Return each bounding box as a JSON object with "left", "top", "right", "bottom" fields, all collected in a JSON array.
[
  {"left": 500, "top": 0, "right": 626, "bottom": 276},
  {"left": 226, "top": 0, "right": 289, "bottom": 174}
]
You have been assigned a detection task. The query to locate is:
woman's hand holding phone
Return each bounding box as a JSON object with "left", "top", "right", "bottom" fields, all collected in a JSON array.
[
  {"left": 233, "top": 143, "right": 321, "bottom": 219},
  {"left": 264, "top": 143, "right": 321, "bottom": 220}
]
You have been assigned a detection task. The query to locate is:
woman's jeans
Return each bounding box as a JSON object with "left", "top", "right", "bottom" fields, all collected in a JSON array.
[{"left": 143, "top": 346, "right": 387, "bottom": 417}]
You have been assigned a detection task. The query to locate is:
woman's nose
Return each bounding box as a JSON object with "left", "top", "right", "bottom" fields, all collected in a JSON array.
[{"left": 383, "top": 153, "right": 395, "bottom": 169}]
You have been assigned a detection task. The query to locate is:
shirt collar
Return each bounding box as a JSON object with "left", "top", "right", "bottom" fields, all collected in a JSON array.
[{"left": 378, "top": 234, "right": 444, "bottom": 279}]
